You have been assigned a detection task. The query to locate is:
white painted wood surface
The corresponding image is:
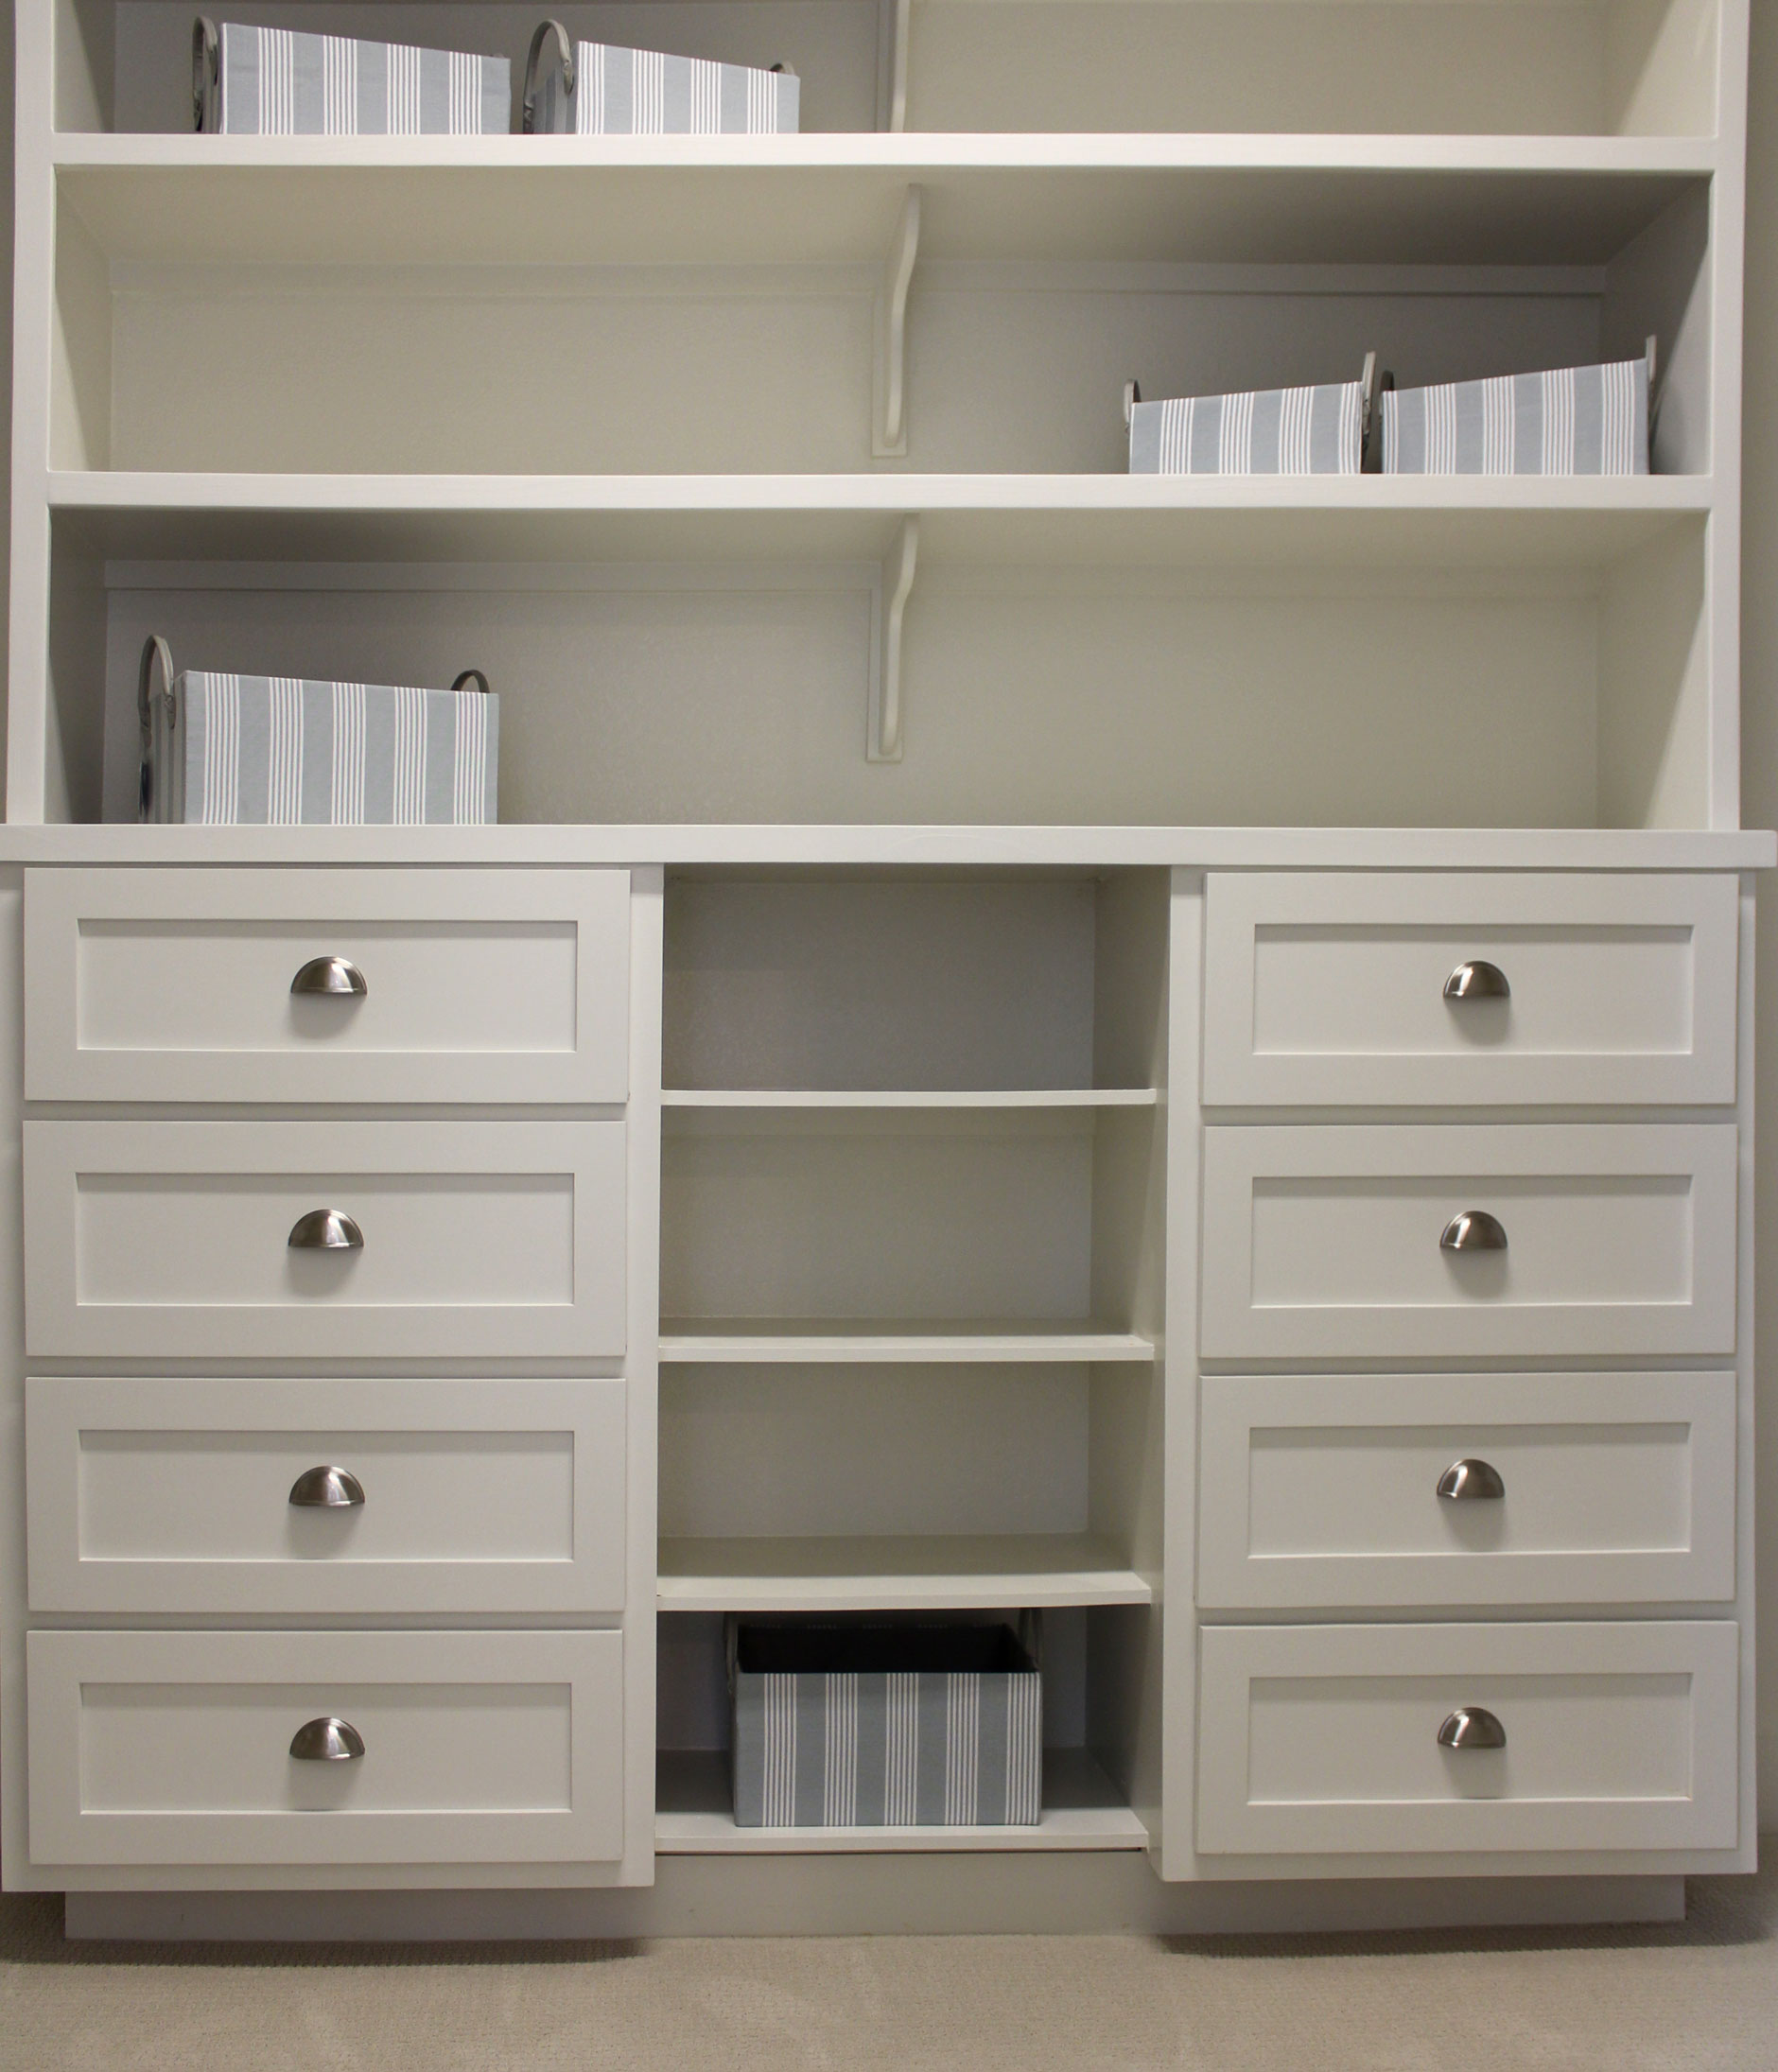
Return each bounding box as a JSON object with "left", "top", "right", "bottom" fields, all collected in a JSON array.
[
  {"left": 23, "top": 866, "right": 631, "bottom": 1104},
  {"left": 1195, "top": 1370, "right": 1736, "bottom": 1610},
  {"left": 1199, "top": 1123, "right": 1738, "bottom": 1360},
  {"left": 22, "top": 1120, "right": 628, "bottom": 1359},
  {"left": 1201, "top": 871, "right": 1740, "bottom": 1108},
  {"left": 1195, "top": 1620, "right": 1739, "bottom": 1856},
  {"left": 27, "top": 1628, "right": 626, "bottom": 1867},
  {"left": 656, "top": 1533, "right": 1150, "bottom": 1611},
  {"left": 25, "top": 1376, "right": 629, "bottom": 1615}
]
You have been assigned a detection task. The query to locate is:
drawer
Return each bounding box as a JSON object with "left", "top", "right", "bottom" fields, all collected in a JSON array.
[
  {"left": 24, "top": 1121, "right": 627, "bottom": 1360},
  {"left": 27, "top": 1628, "right": 624, "bottom": 1866},
  {"left": 26, "top": 1377, "right": 628, "bottom": 1615},
  {"left": 1202, "top": 872, "right": 1739, "bottom": 1107},
  {"left": 1197, "top": 1371, "right": 1735, "bottom": 1611},
  {"left": 24, "top": 866, "right": 630, "bottom": 1104},
  {"left": 1200, "top": 1123, "right": 1736, "bottom": 1361},
  {"left": 1196, "top": 1620, "right": 1738, "bottom": 1856}
]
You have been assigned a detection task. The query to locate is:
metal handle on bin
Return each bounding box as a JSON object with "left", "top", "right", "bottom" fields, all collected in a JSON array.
[
  {"left": 288, "top": 1210, "right": 363, "bottom": 1252},
  {"left": 522, "top": 20, "right": 574, "bottom": 132},
  {"left": 1437, "top": 1707, "right": 1507, "bottom": 1751},
  {"left": 1440, "top": 1210, "right": 1508, "bottom": 1253},
  {"left": 451, "top": 670, "right": 491, "bottom": 696},
  {"left": 291, "top": 956, "right": 367, "bottom": 998},
  {"left": 289, "top": 1716, "right": 365, "bottom": 1762},
  {"left": 192, "top": 17, "right": 218, "bottom": 131},
  {"left": 289, "top": 1465, "right": 365, "bottom": 1508},
  {"left": 137, "top": 635, "right": 177, "bottom": 825},
  {"left": 1437, "top": 1458, "right": 1506, "bottom": 1502},
  {"left": 1444, "top": 959, "right": 1510, "bottom": 1001}
]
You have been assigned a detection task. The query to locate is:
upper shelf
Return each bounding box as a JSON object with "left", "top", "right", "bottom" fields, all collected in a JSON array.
[
  {"left": 52, "top": 472, "right": 1710, "bottom": 569},
  {"left": 54, "top": 136, "right": 1714, "bottom": 270}
]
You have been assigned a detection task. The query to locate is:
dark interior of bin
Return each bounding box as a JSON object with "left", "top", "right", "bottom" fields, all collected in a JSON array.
[{"left": 735, "top": 1623, "right": 1037, "bottom": 1677}]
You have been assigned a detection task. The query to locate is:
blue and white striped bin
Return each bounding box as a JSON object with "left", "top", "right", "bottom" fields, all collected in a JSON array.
[
  {"left": 1381, "top": 357, "right": 1650, "bottom": 475},
  {"left": 524, "top": 26, "right": 798, "bottom": 135},
  {"left": 195, "top": 19, "right": 510, "bottom": 134},
  {"left": 1129, "top": 379, "right": 1366, "bottom": 475}
]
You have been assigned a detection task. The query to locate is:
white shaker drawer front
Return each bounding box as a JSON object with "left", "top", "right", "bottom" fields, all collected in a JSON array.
[
  {"left": 1202, "top": 872, "right": 1739, "bottom": 1107},
  {"left": 1197, "top": 1371, "right": 1736, "bottom": 1611},
  {"left": 1196, "top": 1621, "right": 1739, "bottom": 1857},
  {"left": 27, "top": 1628, "right": 624, "bottom": 1867},
  {"left": 26, "top": 1377, "right": 627, "bottom": 1615},
  {"left": 1199, "top": 1124, "right": 1736, "bottom": 1361},
  {"left": 24, "top": 1121, "right": 627, "bottom": 1360},
  {"left": 24, "top": 866, "right": 630, "bottom": 1105}
]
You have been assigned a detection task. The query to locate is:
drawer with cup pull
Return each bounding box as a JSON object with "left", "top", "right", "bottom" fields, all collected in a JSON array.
[
  {"left": 23, "top": 866, "right": 631, "bottom": 1105},
  {"left": 1195, "top": 1619, "right": 1739, "bottom": 1856},
  {"left": 26, "top": 1376, "right": 629, "bottom": 1614},
  {"left": 1196, "top": 1370, "right": 1736, "bottom": 1611},
  {"left": 26, "top": 1628, "right": 624, "bottom": 1866},
  {"left": 1201, "top": 871, "right": 1739, "bottom": 1107},
  {"left": 1199, "top": 1123, "right": 1737, "bottom": 1361},
  {"left": 23, "top": 1120, "right": 627, "bottom": 1360}
]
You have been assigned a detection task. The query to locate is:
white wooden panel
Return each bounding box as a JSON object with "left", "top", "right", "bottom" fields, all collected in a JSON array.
[
  {"left": 27, "top": 1628, "right": 625, "bottom": 1867},
  {"left": 1196, "top": 1621, "right": 1739, "bottom": 1855},
  {"left": 24, "top": 1120, "right": 626, "bottom": 1359},
  {"left": 1197, "top": 1371, "right": 1735, "bottom": 1610},
  {"left": 26, "top": 1377, "right": 627, "bottom": 1614},
  {"left": 1199, "top": 1124, "right": 1737, "bottom": 1360},
  {"left": 24, "top": 866, "right": 630, "bottom": 1104},
  {"left": 1202, "top": 872, "right": 1738, "bottom": 1107}
]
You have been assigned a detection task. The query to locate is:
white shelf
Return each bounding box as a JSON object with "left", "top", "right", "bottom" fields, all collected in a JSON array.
[
  {"left": 661, "top": 1088, "right": 1159, "bottom": 1108},
  {"left": 56, "top": 134, "right": 1712, "bottom": 270},
  {"left": 655, "top": 1748, "right": 1148, "bottom": 1854},
  {"left": 656, "top": 1533, "right": 1153, "bottom": 1610},
  {"left": 50, "top": 472, "right": 1709, "bottom": 570},
  {"left": 658, "top": 1319, "right": 1156, "bottom": 1363}
]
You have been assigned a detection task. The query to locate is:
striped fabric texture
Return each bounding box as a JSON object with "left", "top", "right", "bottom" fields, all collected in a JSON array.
[
  {"left": 217, "top": 23, "right": 509, "bottom": 134},
  {"left": 1382, "top": 357, "right": 1649, "bottom": 475},
  {"left": 1129, "top": 381, "right": 1363, "bottom": 475},
  {"left": 734, "top": 1664, "right": 1042, "bottom": 1828},
  {"left": 532, "top": 42, "right": 799, "bottom": 133},
  {"left": 175, "top": 672, "right": 497, "bottom": 825}
]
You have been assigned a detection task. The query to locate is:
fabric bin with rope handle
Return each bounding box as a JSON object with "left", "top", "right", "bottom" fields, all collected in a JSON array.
[
  {"left": 193, "top": 17, "right": 510, "bottom": 134},
  {"left": 134, "top": 636, "right": 498, "bottom": 826},
  {"left": 521, "top": 20, "right": 798, "bottom": 135}
]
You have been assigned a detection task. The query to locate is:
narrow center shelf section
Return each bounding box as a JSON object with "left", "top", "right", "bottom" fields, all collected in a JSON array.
[
  {"left": 657, "top": 1320, "right": 1155, "bottom": 1364},
  {"left": 656, "top": 1535, "right": 1152, "bottom": 1611},
  {"left": 662, "top": 1089, "right": 1158, "bottom": 1108},
  {"left": 655, "top": 1748, "right": 1147, "bottom": 1854}
]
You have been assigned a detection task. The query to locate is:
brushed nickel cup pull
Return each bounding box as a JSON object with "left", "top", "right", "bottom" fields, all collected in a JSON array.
[
  {"left": 291, "top": 956, "right": 367, "bottom": 998},
  {"left": 1438, "top": 1707, "right": 1507, "bottom": 1751},
  {"left": 1440, "top": 1210, "right": 1508, "bottom": 1253},
  {"left": 1438, "top": 1457, "right": 1506, "bottom": 1502},
  {"left": 288, "top": 1465, "right": 365, "bottom": 1508},
  {"left": 289, "top": 1716, "right": 365, "bottom": 1762},
  {"left": 288, "top": 1210, "right": 363, "bottom": 1251},
  {"left": 1444, "top": 959, "right": 1510, "bottom": 1001}
]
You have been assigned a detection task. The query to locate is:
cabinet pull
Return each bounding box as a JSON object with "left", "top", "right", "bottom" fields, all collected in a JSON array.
[
  {"left": 288, "top": 1465, "right": 365, "bottom": 1508},
  {"left": 1437, "top": 1457, "right": 1506, "bottom": 1502},
  {"left": 291, "top": 956, "right": 367, "bottom": 998},
  {"left": 1437, "top": 1707, "right": 1507, "bottom": 1751},
  {"left": 289, "top": 1716, "right": 365, "bottom": 1763},
  {"left": 1440, "top": 1210, "right": 1508, "bottom": 1253},
  {"left": 1443, "top": 959, "right": 1510, "bottom": 1001},
  {"left": 288, "top": 1210, "right": 364, "bottom": 1251}
]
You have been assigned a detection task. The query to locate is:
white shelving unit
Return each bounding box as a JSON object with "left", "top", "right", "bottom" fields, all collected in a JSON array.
[{"left": 0, "top": 0, "right": 1766, "bottom": 1940}]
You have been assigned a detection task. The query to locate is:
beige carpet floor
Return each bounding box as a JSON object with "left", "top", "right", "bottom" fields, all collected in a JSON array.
[{"left": 0, "top": 1866, "right": 1772, "bottom": 2072}]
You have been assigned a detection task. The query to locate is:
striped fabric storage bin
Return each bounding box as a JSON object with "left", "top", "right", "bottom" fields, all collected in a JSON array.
[
  {"left": 1382, "top": 357, "right": 1649, "bottom": 475},
  {"left": 531, "top": 40, "right": 798, "bottom": 134},
  {"left": 137, "top": 640, "right": 497, "bottom": 826},
  {"left": 1129, "top": 380, "right": 1364, "bottom": 475},
  {"left": 731, "top": 1622, "right": 1042, "bottom": 1828},
  {"left": 199, "top": 20, "right": 510, "bottom": 134}
]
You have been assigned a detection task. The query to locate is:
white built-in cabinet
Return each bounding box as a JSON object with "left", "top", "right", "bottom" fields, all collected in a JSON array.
[{"left": 0, "top": 0, "right": 1768, "bottom": 1935}]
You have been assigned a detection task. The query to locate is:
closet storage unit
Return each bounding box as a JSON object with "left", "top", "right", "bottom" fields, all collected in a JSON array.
[{"left": 0, "top": 0, "right": 1766, "bottom": 1934}]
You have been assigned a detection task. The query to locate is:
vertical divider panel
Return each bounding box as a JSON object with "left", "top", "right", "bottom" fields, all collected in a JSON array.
[{"left": 627, "top": 865, "right": 666, "bottom": 1882}]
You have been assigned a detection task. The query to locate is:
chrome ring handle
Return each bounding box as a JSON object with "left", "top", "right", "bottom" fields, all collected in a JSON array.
[
  {"left": 289, "top": 1716, "right": 365, "bottom": 1762},
  {"left": 291, "top": 956, "right": 367, "bottom": 998},
  {"left": 1444, "top": 959, "right": 1510, "bottom": 1001},
  {"left": 1440, "top": 1210, "right": 1508, "bottom": 1253},
  {"left": 1437, "top": 1457, "right": 1506, "bottom": 1502},
  {"left": 192, "top": 16, "right": 219, "bottom": 131},
  {"left": 1437, "top": 1707, "right": 1507, "bottom": 1751},
  {"left": 288, "top": 1210, "right": 364, "bottom": 1251},
  {"left": 522, "top": 20, "right": 574, "bottom": 133},
  {"left": 288, "top": 1465, "right": 365, "bottom": 1508}
]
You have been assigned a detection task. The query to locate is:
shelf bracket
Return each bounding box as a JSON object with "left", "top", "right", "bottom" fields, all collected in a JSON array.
[
  {"left": 873, "top": 185, "right": 921, "bottom": 458},
  {"left": 869, "top": 514, "right": 919, "bottom": 763},
  {"left": 877, "top": 0, "right": 910, "bottom": 131}
]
